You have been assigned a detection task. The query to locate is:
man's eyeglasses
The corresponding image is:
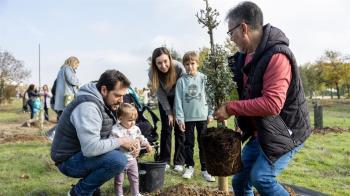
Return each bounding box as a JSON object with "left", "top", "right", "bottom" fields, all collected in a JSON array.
[{"left": 227, "top": 23, "right": 241, "bottom": 37}]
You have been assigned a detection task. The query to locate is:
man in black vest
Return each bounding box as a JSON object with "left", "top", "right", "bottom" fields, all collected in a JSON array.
[
  {"left": 51, "top": 70, "right": 140, "bottom": 196},
  {"left": 213, "top": 1, "right": 311, "bottom": 195}
]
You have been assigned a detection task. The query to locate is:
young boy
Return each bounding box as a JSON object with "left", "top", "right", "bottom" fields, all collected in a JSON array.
[{"left": 174, "top": 51, "right": 215, "bottom": 182}]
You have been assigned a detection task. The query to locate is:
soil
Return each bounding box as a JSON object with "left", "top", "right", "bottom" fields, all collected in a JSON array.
[
  {"left": 201, "top": 127, "right": 242, "bottom": 176},
  {"left": 152, "top": 184, "right": 233, "bottom": 196},
  {"left": 313, "top": 126, "right": 349, "bottom": 134},
  {"left": 0, "top": 121, "right": 53, "bottom": 144}
]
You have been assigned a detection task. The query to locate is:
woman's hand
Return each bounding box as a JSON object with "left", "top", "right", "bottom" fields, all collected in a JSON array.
[{"left": 167, "top": 114, "right": 174, "bottom": 127}]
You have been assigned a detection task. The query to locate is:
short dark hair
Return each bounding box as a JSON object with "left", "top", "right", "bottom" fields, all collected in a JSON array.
[
  {"left": 226, "top": 1, "right": 263, "bottom": 30},
  {"left": 96, "top": 70, "right": 131, "bottom": 91}
]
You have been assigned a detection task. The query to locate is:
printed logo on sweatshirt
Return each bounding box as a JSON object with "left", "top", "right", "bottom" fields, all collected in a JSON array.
[{"left": 185, "top": 84, "right": 202, "bottom": 103}]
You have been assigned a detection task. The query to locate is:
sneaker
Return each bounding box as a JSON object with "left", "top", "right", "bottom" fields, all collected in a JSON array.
[
  {"left": 182, "top": 166, "right": 194, "bottom": 179},
  {"left": 173, "top": 165, "right": 184, "bottom": 173},
  {"left": 201, "top": 170, "right": 215, "bottom": 182},
  {"left": 67, "top": 185, "right": 77, "bottom": 196},
  {"left": 165, "top": 164, "right": 170, "bottom": 171}
]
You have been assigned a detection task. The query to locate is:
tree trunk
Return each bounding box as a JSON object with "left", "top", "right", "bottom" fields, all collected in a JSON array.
[
  {"left": 330, "top": 88, "right": 333, "bottom": 99},
  {"left": 336, "top": 83, "right": 340, "bottom": 99},
  {"left": 309, "top": 91, "right": 313, "bottom": 99}
]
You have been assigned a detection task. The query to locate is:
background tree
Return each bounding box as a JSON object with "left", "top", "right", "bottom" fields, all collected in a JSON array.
[
  {"left": 317, "top": 50, "right": 345, "bottom": 99},
  {"left": 300, "top": 63, "right": 323, "bottom": 99},
  {"left": 196, "top": 0, "right": 236, "bottom": 192},
  {"left": 340, "top": 55, "right": 350, "bottom": 97},
  {"left": 0, "top": 50, "right": 30, "bottom": 104}
]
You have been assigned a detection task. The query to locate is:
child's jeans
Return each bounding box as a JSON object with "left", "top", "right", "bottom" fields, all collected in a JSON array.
[
  {"left": 232, "top": 137, "right": 303, "bottom": 196},
  {"left": 114, "top": 158, "right": 139, "bottom": 196}
]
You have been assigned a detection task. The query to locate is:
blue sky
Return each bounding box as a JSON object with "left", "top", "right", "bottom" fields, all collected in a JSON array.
[{"left": 0, "top": 0, "right": 349, "bottom": 88}]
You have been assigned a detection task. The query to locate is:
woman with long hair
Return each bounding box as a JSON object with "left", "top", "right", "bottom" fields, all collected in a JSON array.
[
  {"left": 149, "top": 47, "right": 186, "bottom": 172},
  {"left": 54, "top": 56, "right": 80, "bottom": 119}
]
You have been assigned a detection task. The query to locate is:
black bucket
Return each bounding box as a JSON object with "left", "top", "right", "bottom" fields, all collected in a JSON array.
[{"left": 138, "top": 161, "right": 166, "bottom": 193}]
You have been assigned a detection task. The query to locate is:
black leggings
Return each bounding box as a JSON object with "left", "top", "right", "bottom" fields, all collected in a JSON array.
[{"left": 158, "top": 98, "right": 185, "bottom": 165}]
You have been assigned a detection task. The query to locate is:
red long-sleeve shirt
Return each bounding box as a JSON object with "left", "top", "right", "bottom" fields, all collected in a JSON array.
[{"left": 226, "top": 53, "right": 292, "bottom": 116}]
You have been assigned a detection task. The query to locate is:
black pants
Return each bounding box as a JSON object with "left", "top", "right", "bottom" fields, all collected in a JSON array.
[
  {"left": 44, "top": 106, "right": 49, "bottom": 121},
  {"left": 27, "top": 100, "right": 35, "bottom": 119},
  {"left": 184, "top": 121, "right": 207, "bottom": 171},
  {"left": 56, "top": 110, "right": 63, "bottom": 122},
  {"left": 158, "top": 98, "right": 185, "bottom": 165}
]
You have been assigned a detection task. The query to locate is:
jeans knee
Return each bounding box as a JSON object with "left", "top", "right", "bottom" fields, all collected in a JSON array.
[
  {"left": 250, "top": 171, "right": 273, "bottom": 190},
  {"left": 106, "top": 151, "right": 128, "bottom": 174}
]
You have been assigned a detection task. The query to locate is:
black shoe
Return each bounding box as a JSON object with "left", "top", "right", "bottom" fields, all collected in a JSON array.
[
  {"left": 92, "top": 187, "right": 101, "bottom": 196},
  {"left": 68, "top": 185, "right": 100, "bottom": 196}
]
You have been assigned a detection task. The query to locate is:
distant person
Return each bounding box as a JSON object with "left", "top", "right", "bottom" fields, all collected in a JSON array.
[
  {"left": 148, "top": 47, "right": 186, "bottom": 172},
  {"left": 142, "top": 87, "right": 150, "bottom": 106},
  {"left": 213, "top": 1, "right": 311, "bottom": 195},
  {"left": 112, "top": 103, "right": 152, "bottom": 196},
  {"left": 54, "top": 56, "right": 80, "bottom": 120},
  {"left": 42, "top": 84, "right": 51, "bottom": 121},
  {"left": 174, "top": 51, "right": 215, "bottom": 182},
  {"left": 22, "top": 90, "right": 29, "bottom": 113},
  {"left": 26, "top": 84, "right": 40, "bottom": 119},
  {"left": 51, "top": 70, "right": 139, "bottom": 195}
]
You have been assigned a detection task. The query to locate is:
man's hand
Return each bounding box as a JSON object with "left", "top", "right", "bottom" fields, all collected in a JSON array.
[
  {"left": 118, "top": 137, "right": 137, "bottom": 150},
  {"left": 213, "top": 104, "right": 231, "bottom": 122},
  {"left": 168, "top": 114, "right": 174, "bottom": 127}
]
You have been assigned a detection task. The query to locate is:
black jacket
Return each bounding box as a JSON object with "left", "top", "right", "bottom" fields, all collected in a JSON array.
[{"left": 229, "top": 24, "right": 311, "bottom": 162}]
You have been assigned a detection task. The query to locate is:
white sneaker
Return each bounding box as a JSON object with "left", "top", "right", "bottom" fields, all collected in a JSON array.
[
  {"left": 201, "top": 170, "right": 215, "bottom": 182},
  {"left": 165, "top": 164, "right": 170, "bottom": 171},
  {"left": 182, "top": 166, "right": 194, "bottom": 179},
  {"left": 173, "top": 165, "right": 184, "bottom": 173}
]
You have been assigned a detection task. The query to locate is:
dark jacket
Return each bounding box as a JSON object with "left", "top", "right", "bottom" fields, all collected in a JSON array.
[{"left": 229, "top": 24, "right": 311, "bottom": 162}]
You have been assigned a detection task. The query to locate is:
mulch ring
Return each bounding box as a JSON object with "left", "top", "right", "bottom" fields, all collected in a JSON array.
[
  {"left": 0, "top": 134, "right": 48, "bottom": 144},
  {"left": 313, "top": 126, "right": 349, "bottom": 134},
  {"left": 147, "top": 184, "right": 232, "bottom": 196}
]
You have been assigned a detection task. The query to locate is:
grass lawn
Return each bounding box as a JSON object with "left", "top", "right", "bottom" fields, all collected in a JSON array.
[{"left": 0, "top": 98, "right": 349, "bottom": 195}]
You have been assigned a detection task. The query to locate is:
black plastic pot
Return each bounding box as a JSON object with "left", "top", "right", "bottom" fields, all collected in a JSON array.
[{"left": 138, "top": 161, "right": 166, "bottom": 193}]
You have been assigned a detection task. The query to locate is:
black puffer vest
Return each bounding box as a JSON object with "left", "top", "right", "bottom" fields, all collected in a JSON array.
[
  {"left": 229, "top": 24, "right": 311, "bottom": 162},
  {"left": 51, "top": 95, "right": 116, "bottom": 164}
]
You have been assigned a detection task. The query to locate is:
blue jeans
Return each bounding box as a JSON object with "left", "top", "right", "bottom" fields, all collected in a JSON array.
[
  {"left": 232, "top": 138, "right": 303, "bottom": 196},
  {"left": 58, "top": 150, "right": 127, "bottom": 196}
]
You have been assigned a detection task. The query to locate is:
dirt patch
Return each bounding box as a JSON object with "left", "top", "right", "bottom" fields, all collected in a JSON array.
[
  {"left": 0, "top": 134, "right": 48, "bottom": 143},
  {"left": 152, "top": 184, "right": 232, "bottom": 196},
  {"left": 201, "top": 127, "right": 242, "bottom": 176},
  {"left": 0, "top": 121, "right": 54, "bottom": 144},
  {"left": 313, "top": 126, "right": 349, "bottom": 134}
]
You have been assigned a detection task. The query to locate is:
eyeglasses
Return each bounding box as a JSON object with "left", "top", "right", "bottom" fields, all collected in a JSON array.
[{"left": 227, "top": 23, "right": 241, "bottom": 37}]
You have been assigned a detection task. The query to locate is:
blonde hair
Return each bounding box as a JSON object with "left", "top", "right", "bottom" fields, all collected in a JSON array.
[
  {"left": 183, "top": 51, "right": 199, "bottom": 64},
  {"left": 62, "top": 56, "right": 79, "bottom": 68},
  {"left": 116, "top": 103, "right": 138, "bottom": 120},
  {"left": 150, "top": 47, "right": 177, "bottom": 94}
]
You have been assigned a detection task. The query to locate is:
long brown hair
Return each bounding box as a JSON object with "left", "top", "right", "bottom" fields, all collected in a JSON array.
[{"left": 150, "top": 47, "right": 177, "bottom": 94}]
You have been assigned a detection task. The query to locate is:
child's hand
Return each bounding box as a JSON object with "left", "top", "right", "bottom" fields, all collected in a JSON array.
[
  {"left": 179, "top": 123, "right": 186, "bottom": 132},
  {"left": 146, "top": 143, "right": 154, "bottom": 154}
]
